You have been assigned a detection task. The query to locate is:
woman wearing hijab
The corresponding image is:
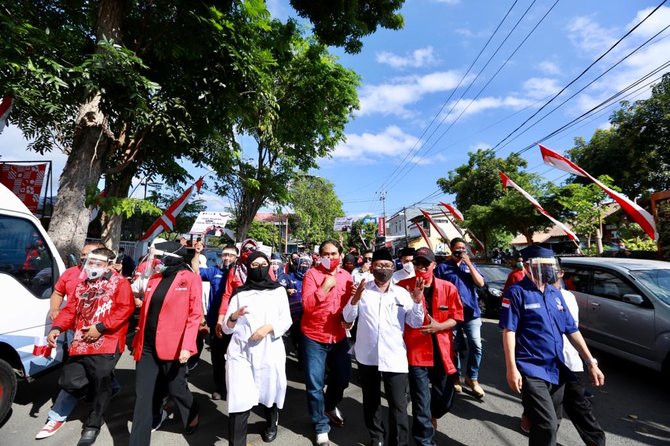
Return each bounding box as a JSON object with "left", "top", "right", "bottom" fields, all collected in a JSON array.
[
  {"left": 223, "top": 251, "right": 292, "bottom": 445},
  {"left": 129, "top": 242, "right": 202, "bottom": 445}
]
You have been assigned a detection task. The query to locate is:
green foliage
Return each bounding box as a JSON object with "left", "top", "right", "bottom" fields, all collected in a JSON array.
[
  {"left": 568, "top": 73, "right": 670, "bottom": 198},
  {"left": 227, "top": 218, "right": 279, "bottom": 247},
  {"left": 290, "top": 0, "right": 405, "bottom": 53},
  {"left": 345, "top": 217, "right": 378, "bottom": 251},
  {"left": 289, "top": 175, "right": 344, "bottom": 247}
]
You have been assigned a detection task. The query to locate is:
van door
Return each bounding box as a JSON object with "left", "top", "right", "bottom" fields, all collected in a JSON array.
[
  {"left": 587, "top": 267, "right": 655, "bottom": 360},
  {"left": 0, "top": 214, "right": 65, "bottom": 377}
]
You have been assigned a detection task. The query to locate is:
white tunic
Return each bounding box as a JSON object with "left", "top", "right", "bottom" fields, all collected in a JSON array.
[
  {"left": 560, "top": 289, "right": 584, "bottom": 372},
  {"left": 343, "top": 281, "right": 424, "bottom": 373},
  {"left": 223, "top": 286, "right": 292, "bottom": 413}
]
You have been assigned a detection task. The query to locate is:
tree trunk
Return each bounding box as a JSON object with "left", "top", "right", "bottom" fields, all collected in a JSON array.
[
  {"left": 524, "top": 232, "right": 534, "bottom": 245},
  {"left": 100, "top": 166, "right": 135, "bottom": 250},
  {"left": 48, "top": 97, "right": 111, "bottom": 260}
]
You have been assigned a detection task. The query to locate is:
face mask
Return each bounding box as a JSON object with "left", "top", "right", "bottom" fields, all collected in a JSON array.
[
  {"left": 403, "top": 261, "right": 414, "bottom": 274},
  {"left": 372, "top": 268, "right": 394, "bottom": 284},
  {"left": 516, "top": 261, "right": 524, "bottom": 269},
  {"left": 320, "top": 257, "right": 340, "bottom": 272},
  {"left": 248, "top": 265, "right": 270, "bottom": 283},
  {"left": 154, "top": 261, "right": 167, "bottom": 275},
  {"left": 84, "top": 266, "right": 106, "bottom": 281},
  {"left": 415, "top": 269, "right": 433, "bottom": 283}
]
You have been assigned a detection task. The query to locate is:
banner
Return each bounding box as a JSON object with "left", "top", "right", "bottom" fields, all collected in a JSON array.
[
  {"left": 0, "top": 95, "right": 13, "bottom": 134},
  {"left": 413, "top": 221, "right": 433, "bottom": 249},
  {"left": 333, "top": 217, "right": 353, "bottom": 232},
  {"left": 140, "top": 177, "right": 204, "bottom": 242},
  {"left": 499, "top": 170, "right": 579, "bottom": 242},
  {"left": 439, "top": 202, "right": 464, "bottom": 222},
  {"left": 0, "top": 163, "right": 47, "bottom": 212},
  {"left": 189, "top": 211, "right": 231, "bottom": 235},
  {"left": 377, "top": 217, "right": 385, "bottom": 237},
  {"left": 540, "top": 144, "right": 658, "bottom": 241},
  {"left": 420, "top": 209, "right": 450, "bottom": 242}
]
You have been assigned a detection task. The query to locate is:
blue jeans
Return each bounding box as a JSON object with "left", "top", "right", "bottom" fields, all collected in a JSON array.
[
  {"left": 454, "top": 317, "right": 483, "bottom": 380},
  {"left": 302, "top": 335, "right": 351, "bottom": 434},
  {"left": 48, "top": 373, "right": 121, "bottom": 422}
]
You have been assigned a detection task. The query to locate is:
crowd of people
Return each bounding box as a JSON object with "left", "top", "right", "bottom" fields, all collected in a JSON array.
[{"left": 38, "top": 236, "right": 605, "bottom": 446}]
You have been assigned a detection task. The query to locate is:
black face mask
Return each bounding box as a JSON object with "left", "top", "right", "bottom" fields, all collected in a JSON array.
[
  {"left": 372, "top": 268, "right": 394, "bottom": 284},
  {"left": 248, "top": 265, "right": 270, "bottom": 283}
]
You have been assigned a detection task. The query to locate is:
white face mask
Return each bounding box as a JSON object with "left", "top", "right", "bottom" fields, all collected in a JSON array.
[
  {"left": 320, "top": 257, "right": 332, "bottom": 270},
  {"left": 403, "top": 261, "right": 414, "bottom": 274},
  {"left": 84, "top": 266, "right": 106, "bottom": 281}
]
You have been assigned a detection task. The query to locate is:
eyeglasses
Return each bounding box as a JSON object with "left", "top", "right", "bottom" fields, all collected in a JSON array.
[
  {"left": 372, "top": 264, "right": 394, "bottom": 271},
  {"left": 412, "top": 259, "right": 431, "bottom": 269},
  {"left": 249, "top": 261, "right": 268, "bottom": 268},
  {"left": 221, "top": 253, "right": 236, "bottom": 258},
  {"left": 363, "top": 257, "right": 373, "bottom": 263}
]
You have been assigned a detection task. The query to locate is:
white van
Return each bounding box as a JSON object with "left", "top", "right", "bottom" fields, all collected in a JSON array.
[{"left": 0, "top": 183, "right": 66, "bottom": 422}]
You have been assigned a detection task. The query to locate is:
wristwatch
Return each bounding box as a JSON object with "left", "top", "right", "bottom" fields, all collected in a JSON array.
[{"left": 584, "top": 357, "right": 598, "bottom": 367}]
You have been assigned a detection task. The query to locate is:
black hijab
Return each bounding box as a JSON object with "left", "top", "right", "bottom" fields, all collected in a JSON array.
[
  {"left": 235, "top": 250, "right": 281, "bottom": 292},
  {"left": 154, "top": 241, "right": 188, "bottom": 277}
]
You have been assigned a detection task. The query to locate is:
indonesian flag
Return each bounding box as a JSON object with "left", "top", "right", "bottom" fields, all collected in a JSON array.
[
  {"left": 140, "top": 177, "right": 204, "bottom": 242},
  {"left": 420, "top": 209, "right": 450, "bottom": 242},
  {"left": 0, "top": 96, "right": 13, "bottom": 134},
  {"left": 32, "top": 336, "right": 54, "bottom": 358},
  {"left": 413, "top": 221, "right": 433, "bottom": 249},
  {"left": 540, "top": 144, "right": 658, "bottom": 241},
  {"left": 439, "top": 202, "right": 464, "bottom": 222},
  {"left": 499, "top": 170, "right": 579, "bottom": 242}
]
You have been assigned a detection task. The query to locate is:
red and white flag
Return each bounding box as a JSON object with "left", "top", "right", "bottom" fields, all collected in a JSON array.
[
  {"left": 412, "top": 221, "right": 433, "bottom": 249},
  {"left": 499, "top": 170, "right": 579, "bottom": 242},
  {"left": 0, "top": 96, "right": 13, "bottom": 134},
  {"left": 439, "top": 202, "right": 464, "bottom": 222},
  {"left": 420, "top": 209, "right": 450, "bottom": 242},
  {"left": 140, "top": 177, "right": 204, "bottom": 242},
  {"left": 0, "top": 163, "right": 48, "bottom": 211},
  {"left": 540, "top": 144, "right": 658, "bottom": 241},
  {"left": 32, "top": 336, "right": 54, "bottom": 358}
]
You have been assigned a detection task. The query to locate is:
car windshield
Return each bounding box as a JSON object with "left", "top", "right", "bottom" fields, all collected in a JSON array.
[
  {"left": 630, "top": 269, "right": 670, "bottom": 306},
  {"left": 478, "top": 265, "right": 512, "bottom": 282}
]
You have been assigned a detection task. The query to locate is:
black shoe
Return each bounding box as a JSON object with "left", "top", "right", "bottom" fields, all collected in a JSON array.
[
  {"left": 262, "top": 425, "right": 277, "bottom": 442},
  {"left": 184, "top": 401, "right": 199, "bottom": 435},
  {"left": 325, "top": 407, "right": 345, "bottom": 427},
  {"left": 77, "top": 427, "right": 100, "bottom": 446},
  {"left": 262, "top": 404, "right": 279, "bottom": 442},
  {"left": 370, "top": 441, "right": 383, "bottom": 446}
]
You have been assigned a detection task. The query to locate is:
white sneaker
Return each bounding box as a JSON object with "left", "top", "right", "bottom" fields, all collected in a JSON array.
[
  {"left": 35, "top": 419, "right": 65, "bottom": 439},
  {"left": 316, "top": 432, "right": 330, "bottom": 446}
]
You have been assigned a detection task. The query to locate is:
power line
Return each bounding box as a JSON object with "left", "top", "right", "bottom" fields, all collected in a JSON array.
[{"left": 491, "top": 0, "right": 668, "bottom": 151}]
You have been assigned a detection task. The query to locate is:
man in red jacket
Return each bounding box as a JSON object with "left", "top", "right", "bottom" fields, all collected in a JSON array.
[
  {"left": 47, "top": 247, "right": 134, "bottom": 446},
  {"left": 398, "top": 247, "right": 464, "bottom": 446}
]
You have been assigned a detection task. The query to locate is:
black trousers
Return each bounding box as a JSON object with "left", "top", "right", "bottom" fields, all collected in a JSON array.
[
  {"left": 564, "top": 371, "right": 606, "bottom": 446},
  {"left": 522, "top": 376, "right": 565, "bottom": 446},
  {"left": 358, "top": 363, "right": 410, "bottom": 446},
  {"left": 129, "top": 345, "right": 197, "bottom": 446},
  {"left": 58, "top": 353, "right": 119, "bottom": 429},
  {"left": 229, "top": 404, "right": 278, "bottom": 446},
  {"left": 210, "top": 332, "right": 231, "bottom": 396}
]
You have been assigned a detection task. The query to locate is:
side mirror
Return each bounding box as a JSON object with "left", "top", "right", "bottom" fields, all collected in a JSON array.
[{"left": 622, "top": 294, "right": 644, "bottom": 305}]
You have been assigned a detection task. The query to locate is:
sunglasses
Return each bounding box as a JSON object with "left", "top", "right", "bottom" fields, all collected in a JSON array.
[
  {"left": 242, "top": 245, "right": 257, "bottom": 253},
  {"left": 363, "top": 257, "right": 373, "bottom": 263}
]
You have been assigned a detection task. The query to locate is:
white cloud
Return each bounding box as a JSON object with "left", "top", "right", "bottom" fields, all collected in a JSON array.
[
  {"left": 522, "top": 77, "right": 562, "bottom": 99},
  {"left": 567, "top": 15, "right": 617, "bottom": 55},
  {"left": 358, "top": 70, "right": 470, "bottom": 117},
  {"left": 536, "top": 60, "right": 561, "bottom": 75},
  {"left": 440, "top": 96, "right": 534, "bottom": 123},
  {"left": 331, "top": 126, "right": 421, "bottom": 162},
  {"left": 376, "top": 46, "right": 437, "bottom": 69}
]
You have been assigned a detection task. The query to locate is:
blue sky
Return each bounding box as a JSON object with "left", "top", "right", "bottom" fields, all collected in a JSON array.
[{"left": 2, "top": 1, "right": 670, "bottom": 225}]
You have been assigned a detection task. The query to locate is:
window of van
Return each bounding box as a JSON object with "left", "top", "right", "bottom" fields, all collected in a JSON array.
[
  {"left": 0, "top": 215, "right": 55, "bottom": 298},
  {"left": 562, "top": 266, "right": 590, "bottom": 293},
  {"left": 591, "top": 269, "right": 636, "bottom": 301}
]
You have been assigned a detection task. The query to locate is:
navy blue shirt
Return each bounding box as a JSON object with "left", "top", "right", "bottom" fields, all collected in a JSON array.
[
  {"left": 200, "top": 265, "right": 229, "bottom": 328},
  {"left": 498, "top": 277, "right": 578, "bottom": 384},
  {"left": 435, "top": 259, "right": 481, "bottom": 320}
]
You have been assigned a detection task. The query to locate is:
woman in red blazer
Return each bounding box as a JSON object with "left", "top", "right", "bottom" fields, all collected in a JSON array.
[{"left": 129, "top": 242, "right": 202, "bottom": 445}]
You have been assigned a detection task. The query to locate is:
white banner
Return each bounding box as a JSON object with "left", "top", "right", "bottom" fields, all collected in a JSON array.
[
  {"left": 189, "top": 211, "right": 231, "bottom": 235},
  {"left": 333, "top": 217, "right": 354, "bottom": 232}
]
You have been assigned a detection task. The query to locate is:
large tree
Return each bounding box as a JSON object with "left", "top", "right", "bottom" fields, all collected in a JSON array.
[
  {"left": 568, "top": 73, "right": 670, "bottom": 198},
  {"left": 213, "top": 20, "right": 359, "bottom": 241},
  {"left": 289, "top": 175, "right": 344, "bottom": 249}
]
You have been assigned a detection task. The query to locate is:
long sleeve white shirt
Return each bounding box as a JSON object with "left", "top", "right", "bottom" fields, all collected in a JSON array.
[{"left": 343, "top": 280, "right": 424, "bottom": 373}]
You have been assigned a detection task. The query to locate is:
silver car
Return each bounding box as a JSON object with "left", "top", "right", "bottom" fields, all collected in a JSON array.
[{"left": 560, "top": 257, "right": 670, "bottom": 375}]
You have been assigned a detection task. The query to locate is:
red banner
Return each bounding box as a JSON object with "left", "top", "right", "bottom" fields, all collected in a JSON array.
[
  {"left": 377, "top": 217, "right": 385, "bottom": 237},
  {"left": 0, "top": 163, "right": 47, "bottom": 211}
]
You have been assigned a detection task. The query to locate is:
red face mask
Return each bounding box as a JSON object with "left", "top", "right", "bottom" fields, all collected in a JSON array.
[{"left": 415, "top": 269, "right": 433, "bottom": 283}]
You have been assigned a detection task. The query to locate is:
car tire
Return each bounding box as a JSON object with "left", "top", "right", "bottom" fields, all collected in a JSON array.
[
  {"left": 0, "top": 359, "right": 17, "bottom": 424},
  {"left": 478, "top": 296, "right": 488, "bottom": 318}
]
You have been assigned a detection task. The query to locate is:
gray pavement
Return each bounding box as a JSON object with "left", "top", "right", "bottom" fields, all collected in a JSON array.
[{"left": 1, "top": 318, "right": 669, "bottom": 445}]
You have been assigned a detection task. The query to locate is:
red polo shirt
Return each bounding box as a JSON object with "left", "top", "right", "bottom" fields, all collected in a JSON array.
[{"left": 301, "top": 266, "right": 353, "bottom": 344}]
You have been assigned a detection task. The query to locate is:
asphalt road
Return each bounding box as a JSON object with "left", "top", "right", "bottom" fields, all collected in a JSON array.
[{"left": 1, "top": 319, "right": 669, "bottom": 445}]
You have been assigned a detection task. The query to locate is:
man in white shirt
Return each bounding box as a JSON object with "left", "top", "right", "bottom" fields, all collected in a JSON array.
[{"left": 343, "top": 248, "right": 425, "bottom": 446}]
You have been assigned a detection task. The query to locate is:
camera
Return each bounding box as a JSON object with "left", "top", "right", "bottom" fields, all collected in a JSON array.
[{"left": 453, "top": 250, "right": 466, "bottom": 258}]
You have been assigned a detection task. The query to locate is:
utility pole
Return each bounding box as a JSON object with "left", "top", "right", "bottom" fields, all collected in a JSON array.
[
  {"left": 404, "top": 206, "right": 408, "bottom": 247},
  {"left": 379, "top": 191, "right": 387, "bottom": 249}
]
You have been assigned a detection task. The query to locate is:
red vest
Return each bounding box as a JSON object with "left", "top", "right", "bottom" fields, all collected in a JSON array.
[
  {"left": 399, "top": 277, "right": 464, "bottom": 373},
  {"left": 133, "top": 269, "right": 203, "bottom": 361}
]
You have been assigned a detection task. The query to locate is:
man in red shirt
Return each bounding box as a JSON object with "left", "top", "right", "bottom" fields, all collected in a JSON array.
[
  {"left": 503, "top": 255, "right": 525, "bottom": 294},
  {"left": 47, "top": 248, "right": 134, "bottom": 446},
  {"left": 399, "top": 247, "right": 464, "bottom": 446},
  {"left": 301, "top": 240, "right": 353, "bottom": 446}
]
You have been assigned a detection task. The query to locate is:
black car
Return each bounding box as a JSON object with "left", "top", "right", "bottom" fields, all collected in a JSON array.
[{"left": 476, "top": 263, "right": 512, "bottom": 318}]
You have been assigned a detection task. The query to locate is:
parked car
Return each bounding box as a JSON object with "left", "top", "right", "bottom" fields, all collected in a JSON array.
[
  {"left": 560, "top": 256, "right": 670, "bottom": 376},
  {"left": 476, "top": 263, "right": 512, "bottom": 318}
]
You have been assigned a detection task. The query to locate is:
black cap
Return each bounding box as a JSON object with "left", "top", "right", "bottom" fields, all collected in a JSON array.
[
  {"left": 398, "top": 247, "right": 416, "bottom": 257},
  {"left": 372, "top": 248, "right": 393, "bottom": 263},
  {"left": 414, "top": 247, "right": 435, "bottom": 263}
]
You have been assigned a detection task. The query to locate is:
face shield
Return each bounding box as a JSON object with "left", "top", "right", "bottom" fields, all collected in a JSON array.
[
  {"left": 525, "top": 257, "right": 560, "bottom": 288},
  {"left": 79, "top": 253, "right": 112, "bottom": 281}
]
